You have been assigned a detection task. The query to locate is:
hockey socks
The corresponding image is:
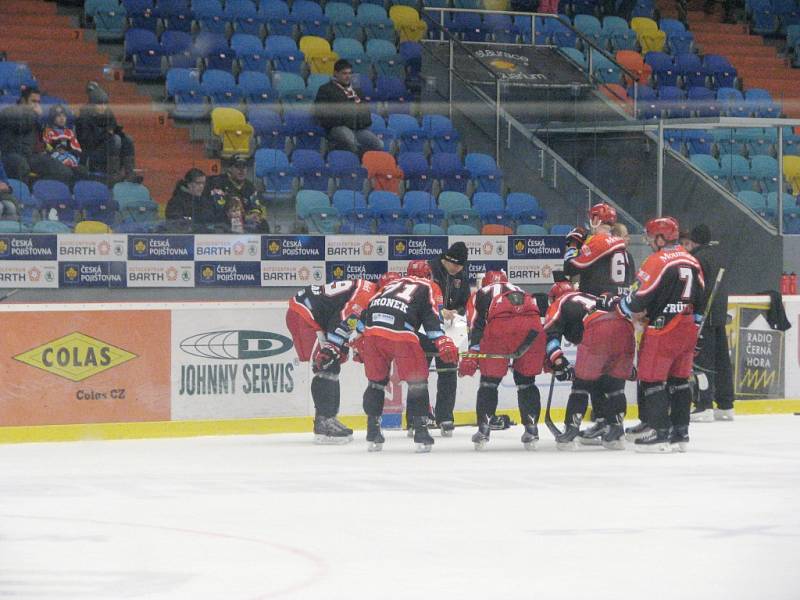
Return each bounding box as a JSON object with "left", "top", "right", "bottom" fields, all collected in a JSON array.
[
  {"left": 311, "top": 371, "right": 340, "bottom": 418},
  {"left": 514, "top": 372, "right": 540, "bottom": 425}
]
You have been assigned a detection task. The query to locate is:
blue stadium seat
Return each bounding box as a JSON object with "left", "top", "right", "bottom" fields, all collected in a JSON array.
[
  {"left": 574, "top": 15, "right": 602, "bottom": 46},
  {"left": 201, "top": 69, "right": 242, "bottom": 108},
  {"left": 272, "top": 71, "right": 311, "bottom": 104},
  {"left": 450, "top": 13, "right": 487, "bottom": 42},
  {"left": 225, "top": 0, "right": 265, "bottom": 36},
  {"left": 675, "top": 53, "right": 707, "bottom": 88},
  {"left": 158, "top": 0, "right": 192, "bottom": 32},
  {"left": 332, "top": 189, "right": 367, "bottom": 212},
  {"left": 161, "top": 30, "right": 193, "bottom": 65},
  {"left": 397, "top": 152, "right": 434, "bottom": 192},
  {"left": 484, "top": 14, "right": 516, "bottom": 43},
  {"left": 403, "top": 190, "right": 438, "bottom": 215},
  {"left": 367, "top": 39, "right": 406, "bottom": 79},
  {"left": 720, "top": 153, "right": 752, "bottom": 192},
  {"left": 751, "top": 6, "right": 779, "bottom": 35},
  {"left": 516, "top": 223, "right": 548, "bottom": 235},
  {"left": 387, "top": 114, "right": 424, "bottom": 153},
  {"left": 432, "top": 154, "right": 470, "bottom": 194},
  {"left": 751, "top": 155, "right": 779, "bottom": 193},
  {"left": 717, "top": 87, "right": 748, "bottom": 118},
  {"left": 255, "top": 148, "right": 296, "bottom": 200},
  {"left": 745, "top": 88, "right": 781, "bottom": 118},
  {"left": 74, "top": 180, "right": 117, "bottom": 226},
  {"left": 8, "top": 179, "right": 35, "bottom": 223},
  {"left": 688, "top": 86, "right": 719, "bottom": 117},
  {"left": 127, "top": 0, "right": 159, "bottom": 32},
  {"left": 292, "top": 149, "right": 330, "bottom": 192},
  {"left": 375, "top": 76, "right": 411, "bottom": 113},
  {"left": 339, "top": 208, "right": 375, "bottom": 234},
  {"left": 447, "top": 224, "right": 479, "bottom": 235},
  {"left": 690, "top": 154, "right": 722, "bottom": 180},
  {"left": 645, "top": 52, "right": 676, "bottom": 87},
  {"left": 33, "top": 180, "right": 78, "bottom": 225},
  {"left": 327, "top": 150, "right": 368, "bottom": 191},
  {"left": 465, "top": 153, "right": 503, "bottom": 193},
  {"left": 399, "top": 41, "right": 422, "bottom": 76},
  {"left": 125, "top": 29, "right": 164, "bottom": 79},
  {"left": 249, "top": 106, "right": 287, "bottom": 149},
  {"left": 262, "top": 0, "right": 294, "bottom": 37},
  {"left": 357, "top": 4, "right": 396, "bottom": 42},
  {"left": 422, "top": 115, "right": 459, "bottom": 154},
  {"left": 413, "top": 223, "right": 445, "bottom": 234},
  {"left": 238, "top": 71, "right": 275, "bottom": 105},
  {"left": 265, "top": 36, "right": 305, "bottom": 74},
  {"left": 292, "top": 0, "right": 330, "bottom": 38},
  {"left": 193, "top": 0, "right": 227, "bottom": 34},
  {"left": 438, "top": 190, "right": 471, "bottom": 217},
  {"left": 89, "top": 0, "right": 127, "bottom": 42},
  {"left": 704, "top": 54, "right": 737, "bottom": 89},
  {"left": 332, "top": 38, "right": 370, "bottom": 76},
  {"left": 326, "top": 2, "right": 362, "bottom": 39},
  {"left": 166, "top": 68, "right": 207, "bottom": 119},
  {"left": 550, "top": 224, "right": 573, "bottom": 235},
  {"left": 306, "top": 74, "right": 330, "bottom": 98},
  {"left": 368, "top": 112, "right": 393, "bottom": 151},
  {"left": 284, "top": 109, "right": 325, "bottom": 150},
  {"left": 667, "top": 31, "right": 694, "bottom": 54}
]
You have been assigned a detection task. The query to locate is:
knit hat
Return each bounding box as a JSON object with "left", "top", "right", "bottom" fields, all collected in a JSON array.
[
  {"left": 443, "top": 241, "right": 468, "bottom": 266},
  {"left": 86, "top": 81, "right": 109, "bottom": 105},
  {"left": 690, "top": 224, "right": 712, "bottom": 246}
]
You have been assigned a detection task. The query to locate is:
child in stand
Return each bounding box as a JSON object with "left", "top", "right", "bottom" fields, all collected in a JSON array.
[{"left": 43, "top": 105, "right": 82, "bottom": 169}]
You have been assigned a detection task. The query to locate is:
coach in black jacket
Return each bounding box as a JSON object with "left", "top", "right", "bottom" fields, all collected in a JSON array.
[
  {"left": 682, "top": 224, "right": 734, "bottom": 421},
  {"left": 419, "top": 242, "right": 470, "bottom": 432},
  {"left": 313, "top": 59, "right": 383, "bottom": 157}
]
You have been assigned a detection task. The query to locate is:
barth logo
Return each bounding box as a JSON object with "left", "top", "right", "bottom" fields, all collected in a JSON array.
[
  {"left": 166, "top": 266, "right": 178, "bottom": 281},
  {"left": 363, "top": 241, "right": 374, "bottom": 256},
  {"left": 179, "top": 330, "right": 293, "bottom": 360},
  {"left": 298, "top": 266, "right": 310, "bottom": 282},
  {"left": 233, "top": 241, "right": 245, "bottom": 256},
  {"left": 483, "top": 241, "right": 494, "bottom": 255},
  {"left": 98, "top": 240, "right": 111, "bottom": 256},
  {"left": 13, "top": 332, "right": 137, "bottom": 382},
  {"left": 28, "top": 267, "right": 41, "bottom": 282}
]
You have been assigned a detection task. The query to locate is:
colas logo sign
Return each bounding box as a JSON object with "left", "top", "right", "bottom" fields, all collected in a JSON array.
[
  {"left": 177, "top": 330, "right": 295, "bottom": 397},
  {"left": 14, "top": 332, "right": 137, "bottom": 382}
]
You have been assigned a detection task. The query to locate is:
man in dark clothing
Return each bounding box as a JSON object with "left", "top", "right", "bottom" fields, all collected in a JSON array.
[
  {"left": 421, "top": 241, "right": 471, "bottom": 434},
  {"left": 313, "top": 59, "right": 382, "bottom": 156},
  {"left": 75, "top": 81, "right": 136, "bottom": 182},
  {"left": 0, "top": 87, "right": 72, "bottom": 184},
  {"left": 201, "top": 155, "right": 269, "bottom": 233},
  {"left": 682, "top": 224, "right": 735, "bottom": 422}
]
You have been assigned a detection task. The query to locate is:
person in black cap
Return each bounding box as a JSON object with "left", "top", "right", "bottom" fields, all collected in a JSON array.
[
  {"left": 420, "top": 241, "right": 470, "bottom": 434},
  {"left": 202, "top": 154, "right": 269, "bottom": 233},
  {"left": 682, "top": 224, "right": 734, "bottom": 422}
]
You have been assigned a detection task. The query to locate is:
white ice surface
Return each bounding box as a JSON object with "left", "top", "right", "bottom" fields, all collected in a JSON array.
[{"left": 1, "top": 415, "right": 799, "bottom": 600}]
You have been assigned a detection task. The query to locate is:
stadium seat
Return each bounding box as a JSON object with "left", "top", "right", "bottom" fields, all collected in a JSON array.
[
  {"left": 292, "top": 0, "right": 330, "bottom": 38},
  {"left": 292, "top": 149, "right": 330, "bottom": 192},
  {"left": 8, "top": 179, "right": 34, "bottom": 223},
  {"left": 784, "top": 156, "right": 800, "bottom": 195},
  {"left": 575, "top": 15, "right": 602, "bottom": 46},
  {"left": 737, "top": 190, "right": 767, "bottom": 216},
  {"left": 299, "top": 36, "right": 339, "bottom": 75},
  {"left": 363, "top": 151, "right": 404, "bottom": 193},
  {"left": 516, "top": 223, "right": 548, "bottom": 235},
  {"left": 273, "top": 71, "right": 312, "bottom": 104},
  {"left": 231, "top": 34, "right": 269, "bottom": 72},
  {"left": 482, "top": 224, "right": 514, "bottom": 235},
  {"left": 590, "top": 52, "right": 621, "bottom": 84},
  {"left": 332, "top": 189, "right": 367, "bottom": 212},
  {"left": 211, "top": 108, "right": 253, "bottom": 159},
  {"left": 306, "top": 74, "right": 331, "bottom": 99},
  {"left": 226, "top": 0, "right": 265, "bottom": 36},
  {"left": 327, "top": 2, "right": 362, "bottom": 40},
  {"left": 32, "top": 221, "right": 72, "bottom": 233},
  {"left": 368, "top": 190, "right": 403, "bottom": 214},
  {"left": 465, "top": 153, "right": 504, "bottom": 193},
  {"left": 751, "top": 6, "right": 779, "bottom": 35},
  {"left": 113, "top": 181, "right": 154, "bottom": 210},
  {"left": 616, "top": 50, "right": 652, "bottom": 86},
  {"left": 482, "top": 14, "right": 516, "bottom": 43},
  {"left": 262, "top": 0, "right": 294, "bottom": 37},
  {"left": 751, "top": 155, "right": 779, "bottom": 193},
  {"left": 667, "top": 30, "right": 694, "bottom": 54},
  {"left": 375, "top": 77, "right": 411, "bottom": 113},
  {"left": 397, "top": 152, "right": 434, "bottom": 192},
  {"left": 688, "top": 86, "right": 719, "bottom": 118},
  {"left": 422, "top": 115, "right": 460, "bottom": 154},
  {"left": 159, "top": 0, "right": 192, "bottom": 31},
  {"left": 550, "top": 224, "right": 573, "bottom": 235},
  {"left": 413, "top": 223, "right": 446, "bottom": 234},
  {"left": 719, "top": 154, "right": 752, "bottom": 192},
  {"left": 704, "top": 54, "right": 737, "bottom": 89},
  {"left": 265, "top": 36, "right": 305, "bottom": 75},
  {"left": 745, "top": 89, "right": 781, "bottom": 118},
  {"left": 296, "top": 189, "right": 331, "bottom": 223},
  {"left": 0, "top": 221, "right": 27, "bottom": 233},
  {"left": 333, "top": 38, "right": 370, "bottom": 76},
  {"left": 432, "top": 153, "right": 471, "bottom": 194},
  {"left": 126, "top": 0, "right": 158, "bottom": 31},
  {"left": 90, "top": 0, "right": 127, "bottom": 42},
  {"left": 238, "top": 71, "right": 276, "bottom": 105},
  {"left": 339, "top": 208, "right": 375, "bottom": 234},
  {"left": 74, "top": 181, "right": 117, "bottom": 226},
  {"left": 74, "top": 220, "right": 113, "bottom": 233},
  {"left": 389, "top": 6, "right": 427, "bottom": 42},
  {"left": 438, "top": 190, "right": 471, "bottom": 217},
  {"left": 33, "top": 180, "right": 78, "bottom": 225},
  {"left": 675, "top": 53, "right": 707, "bottom": 88},
  {"left": 388, "top": 114, "right": 425, "bottom": 153},
  {"left": 357, "top": 4, "right": 396, "bottom": 42},
  {"left": 327, "top": 150, "right": 368, "bottom": 191},
  {"left": 201, "top": 70, "right": 242, "bottom": 108},
  {"left": 447, "top": 224, "right": 479, "bottom": 235},
  {"left": 284, "top": 109, "right": 325, "bottom": 150},
  {"left": 645, "top": 52, "right": 677, "bottom": 87},
  {"left": 367, "top": 39, "right": 406, "bottom": 79},
  {"left": 193, "top": 0, "right": 227, "bottom": 34},
  {"left": 161, "top": 31, "right": 193, "bottom": 68},
  {"left": 766, "top": 192, "right": 796, "bottom": 219},
  {"left": 690, "top": 154, "right": 722, "bottom": 181},
  {"left": 369, "top": 113, "right": 394, "bottom": 151},
  {"left": 403, "top": 190, "right": 439, "bottom": 216},
  {"left": 717, "top": 88, "right": 748, "bottom": 118},
  {"left": 249, "top": 107, "right": 287, "bottom": 150},
  {"left": 255, "top": 148, "right": 296, "bottom": 200}
]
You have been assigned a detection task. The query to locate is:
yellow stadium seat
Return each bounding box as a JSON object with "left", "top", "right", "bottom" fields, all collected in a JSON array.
[
  {"left": 299, "top": 36, "right": 340, "bottom": 75},
  {"left": 211, "top": 107, "right": 254, "bottom": 159},
  {"left": 638, "top": 29, "right": 666, "bottom": 53},
  {"left": 630, "top": 17, "right": 658, "bottom": 35},
  {"left": 482, "top": 0, "right": 510, "bottom": 9},
  {"left": 784, "top": 156, "right": 800, "bottom": 195},
  {"left": 74, "top": 220, "right": 112, "bottom": 233},
  {"left": 389, "top": 6, "right": 428, "bottom": 42}
]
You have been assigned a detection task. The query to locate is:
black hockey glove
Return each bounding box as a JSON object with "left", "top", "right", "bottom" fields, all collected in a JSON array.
[
  {"left": 596, "top": 293, "right": 620, "bottom": 312},
  {"left": 551, "top": 356, "right": 574, "bottom": 382}
]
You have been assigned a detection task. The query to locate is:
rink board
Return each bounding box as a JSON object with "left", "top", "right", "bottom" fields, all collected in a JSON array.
[{"left": 1, "top": 296, "right": 799, "bottom": 443}]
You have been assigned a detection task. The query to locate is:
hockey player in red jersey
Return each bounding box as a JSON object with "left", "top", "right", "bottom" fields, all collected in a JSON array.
[
  {"left": 543, "top": 282, "right": 635, "bottom": 450},
  {"left": 353, "top": 260, "right": 459, "bottom": 452},
  {"left": 563, "top": 203, "right": 633, "bottom": 297},
  {"left": 459, "top": 271, "right": 546, "bottom": 450},
  {"left": 286, "top": 279, "right": 379, "bottom": 443},
  {"left": 615, "top": 216, "right": 706, "bottom": 452}
]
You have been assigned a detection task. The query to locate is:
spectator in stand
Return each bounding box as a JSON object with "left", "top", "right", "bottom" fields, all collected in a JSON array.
[
  {"left": 203, "top": 155, "right": 269, "bottom": 233},
  {"left": 0, "top": 158, "right": 19, "bottom": 220},
  {"left": 538, "top": 0, "right": 558, "bottom": 13},
  {"left": 76, "top": 81, "right": 136, "bottom": 183},
  {"left": 165, "top": 167, "right": 207, "bottom": 232},
  {"left": 0, "top": 87, "right": 73, "bottom": 184},
  {"left": 313, "top": 59, "right": 382, "bottom": 157},
  {"left": 43, "top": 104, "right": 82, "bottom": 169}
]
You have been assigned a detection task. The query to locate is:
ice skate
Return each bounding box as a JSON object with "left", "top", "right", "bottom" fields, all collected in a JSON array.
[
  {"left": 714, "top": 408, "right": 734, "bottom": 421},
  {"left": 555, "top": 424, "right": 580, "bottom": 451},
  {"left": 690, "top": 408, "right": 715, "bottom": 423},
  {"left": 521, "top": 423, "right": 539, "bottom": 451},
  {"left": 669, "top": 426, "right": 689, "bottom": 453},
  {"left": 625, "top": 421, "right": 649, "bottom": 442},
  {"left": 313, "top": 416, "right": 353, "bottom": 445},
  {"left": 366, "top": 416, "right": 385, "bottom": 452},
  {"left": 634, "top": 428, "right": 671, "bottom": 453},
  {"left": 601, "top": 424, "right": 625, "bottom": 450},
  {"left": 471, "top": 421, "right": 491, "bottom": 451},
  {"left": 412, "top": 417, "right": 434, "bottom": 453},
  {"left": 437, "top": 420, "right": 455, "bottom": 438},
  {"left": 578, "top": 418, "right": 607, "bottom": 446}
]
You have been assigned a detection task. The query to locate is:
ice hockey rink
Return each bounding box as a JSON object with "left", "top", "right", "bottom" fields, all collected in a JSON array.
[{"left": 0, "top": 414, "right": 798, "bottom": 600}]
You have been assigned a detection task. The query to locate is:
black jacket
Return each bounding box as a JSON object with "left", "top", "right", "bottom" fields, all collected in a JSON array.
[
  {"left": 313, "top": 80, "right": 372, "bottom": 132},
  {"left": 428, "top": 256, "right": 470, "bottom": 315},
  {"left": 691, "top": 242, "right": 728, "bottom": 327},
  {"left": 0, "top": 104, "right": 40, "bottom": 158},
  {"left": 75, "top": 105, "right": 121, "bottom": 159},
  {"left": 201, "top": 173, "right": 269, "bottom": 233}
]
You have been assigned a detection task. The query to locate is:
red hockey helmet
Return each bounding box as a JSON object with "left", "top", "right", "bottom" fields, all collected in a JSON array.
[
  {"left": 378, "top": 271, "right": 401, "bottom": 289},
  {"left": 547, "top": 281, "right": 574, "bottom": 305},
  {"left": 588, "top": 203, "right": 617, "bottom": 226},
  {"left": 480, "top": 270, "right": 508, "bottom": 288},
  {"left": 407, "top": 259, "right": 432, "bottom": 280},
  {"left": 645, "top": 217, "right": 680, "bottom": 242}
]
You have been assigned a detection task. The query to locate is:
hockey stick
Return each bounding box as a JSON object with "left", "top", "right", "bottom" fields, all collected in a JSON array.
[
  {"left": 696, "top": 267, "right": 726, "bottom": 339},
  {"left": 458, "top": 329, "right": 540, "bottom": 360},
  {"left": 0, "top": 289, "right": 19, "bottom": 302},
  {"left": 543, "top": 374, "right": 562, "bottom": 438}
]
